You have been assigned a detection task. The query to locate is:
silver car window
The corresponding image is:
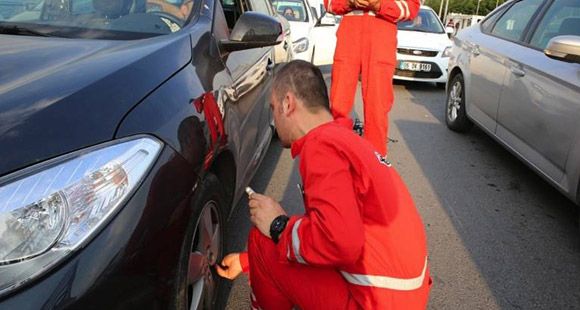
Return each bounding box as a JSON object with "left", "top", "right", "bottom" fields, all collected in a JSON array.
[
  {"left": 491, "top": 0, "right": 543, "bottom": 42},
  {"left": 529, "top": 0, "right": 580, "bottom": 49}
]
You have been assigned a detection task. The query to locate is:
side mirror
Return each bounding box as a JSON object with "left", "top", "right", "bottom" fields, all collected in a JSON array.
[
  {"left": 315, "top": 11, "right": 336, "bottom": 27},
  {"left": 544, "top": 35, "right": 580, "bottom": 64},
  {"left": 220, "top": 12, "right": 283, "bottom": 53}
]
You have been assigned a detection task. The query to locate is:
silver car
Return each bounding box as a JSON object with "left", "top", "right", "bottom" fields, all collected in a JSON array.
[{"left": 445, "top": 0, "right": 580, "bottom": 205}]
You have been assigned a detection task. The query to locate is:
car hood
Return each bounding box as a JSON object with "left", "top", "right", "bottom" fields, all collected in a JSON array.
[
  {"left": 288, "top": 21, "right": 311, "bottom": 41},
  {"left": 397, "top": 30, "right": 451, "bottom": 51},
  {"left": 0, "top": 34, "right": 192, "bottom": 177}
]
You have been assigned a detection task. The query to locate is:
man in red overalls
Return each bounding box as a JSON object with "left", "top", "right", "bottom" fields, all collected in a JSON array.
[
  {"left": 217, "top": 61, "right": 431, "bottom": 309},
  {"left": 327, "top": 0, "right": 420, "bottom": 155}
]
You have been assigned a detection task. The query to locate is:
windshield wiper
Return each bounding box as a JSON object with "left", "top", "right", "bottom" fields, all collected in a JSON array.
[{"left": 0, "top": 25, "right": 51, "bottom": 37}]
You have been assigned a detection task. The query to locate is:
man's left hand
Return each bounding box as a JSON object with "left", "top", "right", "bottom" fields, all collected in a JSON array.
[{"left": 249, "top": 193, "right": 287, "bottom": 238}]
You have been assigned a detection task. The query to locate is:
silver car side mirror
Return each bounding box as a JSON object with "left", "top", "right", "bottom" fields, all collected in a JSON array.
[{"left": 544, "top": 35, "right": 580, "bottom": 64}]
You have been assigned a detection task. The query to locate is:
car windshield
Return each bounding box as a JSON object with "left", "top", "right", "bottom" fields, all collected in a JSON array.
[
  {"left": 272, "top": 0, "right": 307, "bottom": 22},
  {"left": 398, "top": 8, "right": 444, "bottom": 33},
  {"left": 0, "top": 0, "right": 195, "bottom": 39}
]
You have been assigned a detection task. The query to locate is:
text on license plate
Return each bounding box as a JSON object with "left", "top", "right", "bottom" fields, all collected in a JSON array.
[{"left": 399, "top": 62, "right": 431, "bottom": 72}]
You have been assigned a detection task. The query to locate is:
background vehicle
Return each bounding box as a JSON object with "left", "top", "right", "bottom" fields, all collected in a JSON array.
[
  {"left": 0, "top": 0, "right": 283, "bottom": 307},
  {"left": 445, "top": 0, "right": 580, "bottom": 207},
  {"left": 395, "top": 5, "right": 454, "bottom": 88},
  {"left": 271, "top": 0, "right": 337, "bottom": 65}
]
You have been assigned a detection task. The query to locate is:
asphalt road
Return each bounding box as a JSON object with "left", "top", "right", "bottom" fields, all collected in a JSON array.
[{"left": 221, "top": 68, "right": 580, "bottom": 309}]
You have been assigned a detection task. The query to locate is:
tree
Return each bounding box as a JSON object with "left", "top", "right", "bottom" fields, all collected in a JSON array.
[{"left": 424, "top": 0, "right": 506, "bottom": 16}]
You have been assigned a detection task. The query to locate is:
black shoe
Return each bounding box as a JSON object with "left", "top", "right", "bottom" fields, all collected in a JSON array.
[{"left": 353, "top": 119, "right": 364, "bottom": 136}]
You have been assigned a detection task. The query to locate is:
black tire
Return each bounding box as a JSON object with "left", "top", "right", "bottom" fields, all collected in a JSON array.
[
  {"left": 180, "top": 173, "right": 228, "bottom": 310},
  {"left": 436, "top": 82, "right": 446, "bottom": 90},
  {"left": 445, "top": 73, "right": 473, "bottom": 132}
]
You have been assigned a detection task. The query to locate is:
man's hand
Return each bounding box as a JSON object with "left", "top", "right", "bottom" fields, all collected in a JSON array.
[
  {"left": 216, "top": 253, "right": 243, "bottom": 280},
  {"left": 353, "top": 0, "right": 369, "bottom": 9},
  {"left": 368, "top": 0, "right": 380, "bottom": 12},
  {"left": 249, "top": 193, "right": 287, "bottom": 238}
]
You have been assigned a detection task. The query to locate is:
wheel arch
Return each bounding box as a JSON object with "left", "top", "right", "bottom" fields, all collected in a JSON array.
[{"left": 209, "top": 150, "right": 236, "bottom": 209}]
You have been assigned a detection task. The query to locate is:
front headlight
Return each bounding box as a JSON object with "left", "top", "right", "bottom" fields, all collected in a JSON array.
[
  {"left": 293, "top": 37, "right": 309, "bottom": 54},
  {"left": 0, "top": 136, "right": 162, "bottom": 296},
  {"left": 442, "top": 46, "right": 452, "bottom": 58}
]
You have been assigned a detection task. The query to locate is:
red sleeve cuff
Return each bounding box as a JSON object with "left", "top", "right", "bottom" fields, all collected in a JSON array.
[
  {"left": 276, "top": 216, "right": 301, "bottom": 263},
  {"left": 239, "top": 252, "right": 250, "bottom": 273}
]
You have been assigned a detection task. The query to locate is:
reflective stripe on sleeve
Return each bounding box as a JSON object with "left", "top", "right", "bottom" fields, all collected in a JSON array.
[
  {"left": 292, "top": 218, "right": 307, "bottom": 264},
  {"left": 394, "top": 1, "right": 404, "bottom": 22},
  {"left": 401, "top": 0, "right": 410, "bottom": 20},
  {"left": 328, "top": 0, "right": 333, "bottom": 14},
  {"left": 340, "top": 257, "right": 428, "bottom": 291}
]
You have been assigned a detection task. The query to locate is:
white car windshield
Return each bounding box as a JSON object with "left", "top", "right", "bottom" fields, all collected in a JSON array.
[
  {"left": 0, "top": 0, "right": 195, "bottom": 39},
  {"left": 272, "top": 0, "right": 308, "bottom": 22},
  {"left": 398, "top": 8, "right": 444, "bottom": 34}
]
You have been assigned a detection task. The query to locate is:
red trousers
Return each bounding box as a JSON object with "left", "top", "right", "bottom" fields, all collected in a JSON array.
[
  {"left": 247, "top": 228, "right": 359, "bottom": 310},
  {"left": 330, "top": 14, "right": 398, "bottom": 156}
]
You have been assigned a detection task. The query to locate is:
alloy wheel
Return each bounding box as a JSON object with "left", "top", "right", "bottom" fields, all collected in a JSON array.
[
  {"left": 187, "top": 201, "right": 221, "bottom": 310},
  {"left": 447, "top": 80, "right": 463, "bottom": 122}
]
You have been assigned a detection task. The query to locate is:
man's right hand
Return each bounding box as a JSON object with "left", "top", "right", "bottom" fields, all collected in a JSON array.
[{"left": 216, "top": 253, "right": 243, "bottom": 280}]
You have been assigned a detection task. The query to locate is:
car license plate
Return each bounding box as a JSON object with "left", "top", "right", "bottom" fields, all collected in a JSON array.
[{"left": 399, "top": 62, "right": 431, "bottom": 72}]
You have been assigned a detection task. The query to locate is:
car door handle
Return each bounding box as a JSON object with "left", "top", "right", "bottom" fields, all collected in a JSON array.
[{"left": 510, "top": 65, "right": 526, "bottom": 77}]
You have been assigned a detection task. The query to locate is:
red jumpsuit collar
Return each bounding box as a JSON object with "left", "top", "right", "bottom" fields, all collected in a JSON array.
[{"left": 290, "top": 117, "right": 353, "bottom": 158}]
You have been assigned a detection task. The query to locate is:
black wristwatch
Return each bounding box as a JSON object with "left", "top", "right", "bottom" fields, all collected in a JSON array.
[{"left": 270, "top": 215, "right": 290, "bottom": 244}]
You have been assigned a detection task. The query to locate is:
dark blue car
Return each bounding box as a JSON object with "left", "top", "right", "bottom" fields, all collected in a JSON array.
[{"left": 0, "top": 0, "right": 284, "bottom": 307}]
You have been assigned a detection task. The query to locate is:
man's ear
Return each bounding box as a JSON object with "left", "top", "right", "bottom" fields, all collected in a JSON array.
[{"left": 283, "top": 92, "right": 296, "bottom": 116}]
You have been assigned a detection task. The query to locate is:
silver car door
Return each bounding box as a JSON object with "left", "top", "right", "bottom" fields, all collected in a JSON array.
[{"left": 496, "top": 0, "right": 580, "bottom": 184}]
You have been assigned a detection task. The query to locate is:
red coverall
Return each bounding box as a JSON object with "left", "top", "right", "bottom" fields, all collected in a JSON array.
[
  {"left": 326, "top": 0, "right": 420, "bottom": 155},
  {"left": 240, "top": 118, "right": 431, "bottom": 309}
]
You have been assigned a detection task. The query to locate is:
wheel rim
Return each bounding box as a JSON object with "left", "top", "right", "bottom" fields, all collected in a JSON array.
[
  {"left": 447, "top": 79, "right": 463, "bottom": 122},
  {"left": 188, "top": 201, "right": 221, "bottom": 310}
]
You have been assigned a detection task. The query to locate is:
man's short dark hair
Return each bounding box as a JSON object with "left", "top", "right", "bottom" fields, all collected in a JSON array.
[{"left": 272, "top": 60, "right": 330, "bottom": 112}]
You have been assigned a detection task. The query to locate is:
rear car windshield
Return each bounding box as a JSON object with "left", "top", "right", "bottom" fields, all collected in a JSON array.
[
  {"left": 272, "top": 0, "right": 307, "bottom": 22},
  {"left": 0, "top": 0, "right": 196, "bottom": 39},
  {"left": 398, "top": 8, "right": 444, "bottom": 33}
]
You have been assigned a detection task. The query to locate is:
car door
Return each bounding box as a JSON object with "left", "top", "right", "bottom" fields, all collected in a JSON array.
[
  {"left": 213, "top": 0, "right": 275, "bottom": 194},
  {"left": 309, "top": 0, "right": 337, "bottom": 66},
  {"left": 465, "top": 0, "right": 543, "bottom": 133},
  {"left": 495, "top": 0, "right": 580, "bottom": 183}
]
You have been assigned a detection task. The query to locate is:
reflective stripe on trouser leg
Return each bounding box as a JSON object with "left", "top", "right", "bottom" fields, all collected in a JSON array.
[{"left": 340, "top": 256, "right": 429, "bottom": 290}]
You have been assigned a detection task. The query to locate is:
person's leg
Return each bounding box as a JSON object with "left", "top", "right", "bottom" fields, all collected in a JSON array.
[
  {"left": 362, "top": 17, "right": 396, "bottom": 156},
  {"left": 247, "top": 228, "right": 357, "bottom": 310},
  {"left": 330, "top": 18, "right": 362, "bottom": 120}
]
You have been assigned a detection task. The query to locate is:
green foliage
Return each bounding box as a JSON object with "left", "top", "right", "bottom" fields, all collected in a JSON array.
[{"left": 423, "top": 0, "right": 507, "bottom": 17}]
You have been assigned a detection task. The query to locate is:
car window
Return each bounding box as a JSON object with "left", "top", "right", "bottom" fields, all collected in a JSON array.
[
  {"left": 250, "top": 0, "right": 272, "bottom": 15},
  {"left": 221, "top": 0, "right": 249, "bottom": 29},
  {"left": 480, "top": 3, "right": 508, "bottom": 33},
  {"left": 1, "top": 0, "right": 196, "bottom": 37},
  {"left": 529, "top": 0, "right": 580, "bottom": 49},
  {"left": 398, "top": 8, "right": 444, "bottom": 33},
  {"left": 491, "top": 0, "right": 543, "bottom": 42},
  {"left": 271, "top": 0, "right": 307, "bottom": 22}
]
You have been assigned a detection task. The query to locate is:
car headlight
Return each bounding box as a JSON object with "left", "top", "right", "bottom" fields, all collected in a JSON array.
[
  {"left": 293, "top": 37, "right": 309, "bottom": 54},
  {"left": 0, "top": 136, "right": 162, "bottom": 296},
  {"left": 442, "top": 46, "right": 452, "bottom": 58}
]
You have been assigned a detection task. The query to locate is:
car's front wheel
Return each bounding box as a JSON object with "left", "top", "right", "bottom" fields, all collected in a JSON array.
[
  {"left": 445, "top": 73, "right": 473, "bottom": 132},
  {"left": 184, "top": 173, "right": 227, "bottom": 310}
]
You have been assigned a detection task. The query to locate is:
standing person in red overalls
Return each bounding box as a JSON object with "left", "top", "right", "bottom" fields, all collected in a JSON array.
[
  {"left": 217, "top": 61, "right": 431, "bottom": 309},
  {"left": 326, "top": 0, "right": 420, "bottom": 156}
]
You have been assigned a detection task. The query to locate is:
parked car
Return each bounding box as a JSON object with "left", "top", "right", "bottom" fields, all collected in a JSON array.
[
  {"left": 395, "top": 5, "right": 454, "bottom": 88},
  {"left": 0, "top": 0, "right": 282, "bottom": 307},
  {"left": 445, "top": 0, "right": 580, "bottom": 207},
  {"left": 271, "top": 0, "right": 337, "bottom": 65}
]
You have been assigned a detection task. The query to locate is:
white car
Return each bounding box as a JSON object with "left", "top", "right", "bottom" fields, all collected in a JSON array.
[
  {"left": 395, "top": 5, "right": 454, "bottom": 88},
  {"left": 271, "top": 0, "right": 337, "bottom": 65}
]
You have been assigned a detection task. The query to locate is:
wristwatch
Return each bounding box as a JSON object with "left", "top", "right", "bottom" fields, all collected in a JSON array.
[{"left": 270, "top": 215, "right": 290, "bottom": 244}]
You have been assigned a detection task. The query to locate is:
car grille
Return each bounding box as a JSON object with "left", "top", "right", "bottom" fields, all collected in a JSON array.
[
  {"left": 397, "top": 48, "right": 439, "bottom": 57},
  {"left": 395, "top": 61, "right": 443, "bottom": 79}
]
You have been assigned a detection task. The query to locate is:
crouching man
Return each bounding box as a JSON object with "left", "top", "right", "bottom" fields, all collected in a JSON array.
[{"left": 217, "top": 60, "right": 432, "bottom": 309}]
